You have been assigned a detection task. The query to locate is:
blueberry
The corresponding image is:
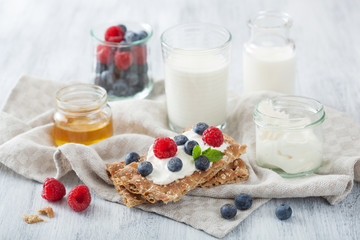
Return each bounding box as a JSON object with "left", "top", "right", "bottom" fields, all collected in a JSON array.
[
  {"left": 126, "top": 72, "right": 140, "bottom": 87},
  {"left": 95, "top": 61, "right": 108, "bottom": 73},
  {"left": 195, "top": 155, "right": 210, "bottom": 171},
  {"left": 235, "top": 193, "right": 253, "bottom": 210},
  {"left": 125, "top": 31, "right": 140, "bottom": 42},
  {"left": 99, "top": 70, "right": 114, "bottom": 89},
  {"left": 167, "top": 157, "right": 183, "bottom": 172},
  {"left": 275, "top": 204, "right": 292, "bottom": 220},
  {"left": 118, "top": 24, "right": 127, "bottom": 33},
  {"left": 118, "top": 40, "right": 131, "bottom": 52},
  {"left": 125, "top": 152, "right": 140, "bottom": 165},
  {"left": 137, "top": 161, "right": 153, "bottom": 177},
  {"left": 94, "top": 75, "right": 101, "bottom": 85},
  {"left": 220, "top": 204, "right": 237, "bottom": 219},
  {"left": 174, "top": 135, "right": 188, "bottom": 146},
  {"left": 112, "top": 81, "right": 129, "bottom": 96},
  {"left": 184, "top": 140, "right": 199, "bottom": 155},
  {"left": 193, "top": 122, "right": 209, "bottom": 135},
  {"left": 138, "top": 30, "right": 148, "bottom": 40},
  {"left": 138, "top": 73, "right": 148, "bottom": 86},
  {"left": 136, "top": 63, "right": 148, "bottom": 74}
]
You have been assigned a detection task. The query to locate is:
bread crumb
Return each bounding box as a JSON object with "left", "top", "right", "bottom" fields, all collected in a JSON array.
[
  {"left": 23, "top": 214, "right": 44, "bottom": 224},
  {"left": 37, "top": 206, "right": 54, "bottom": 218}
]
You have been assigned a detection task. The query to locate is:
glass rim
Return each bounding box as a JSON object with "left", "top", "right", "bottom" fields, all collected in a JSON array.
[
  {"left": 253, "top": 95, "right": 325, "bottom": 129},
  {"left": 56, "top": 84, "right": 108, "bottom": 112},
  {"left": 248, "top": 10, "right": 293, "bottom": 30},
  {"left": 90, "top": 22, "right": 153, "bottom": 47},
  {"left": 160, "top": 22, "right": 232, "bottom": 54}
]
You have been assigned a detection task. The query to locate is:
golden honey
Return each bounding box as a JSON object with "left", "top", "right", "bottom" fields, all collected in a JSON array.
[{"left": 53, "top": 84, "right": 113, "bottom": 146}]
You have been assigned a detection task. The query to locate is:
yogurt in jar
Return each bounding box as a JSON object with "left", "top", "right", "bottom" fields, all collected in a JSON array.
[
  {"left": 255, "top": 100, "right": 323, "bottom": 174},
  {"left": 164, "top": 52, "right": 229, "bottom": 130}
]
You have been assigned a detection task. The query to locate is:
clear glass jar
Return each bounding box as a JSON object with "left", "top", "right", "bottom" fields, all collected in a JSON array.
[
  {"left": 243, "top": 11, "right": 296, "bottom": 94},
  {"left": 253, "top": 96, "right": 325, "bottom": 177},
  {"left": 90, "top": 22, "right": 153, "bottom": 100},
  {"left": 53, "top": 84, "right": 113, "bottom": 146},
  {"left": 161, "top": 23, "right": 232, "bottom": 132}
]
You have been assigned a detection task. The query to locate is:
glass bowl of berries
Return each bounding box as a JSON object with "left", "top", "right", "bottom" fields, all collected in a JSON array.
[{"left": 90, "top": 22, "right": 153, "bottom": 100}]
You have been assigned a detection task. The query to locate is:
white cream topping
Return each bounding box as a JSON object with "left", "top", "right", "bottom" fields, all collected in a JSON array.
[
  {"left": 146, "top": 129, "right": 229, "bottom": 185},
  {"left": 256, "top": 101, "right": 322, "bottom": 174}
]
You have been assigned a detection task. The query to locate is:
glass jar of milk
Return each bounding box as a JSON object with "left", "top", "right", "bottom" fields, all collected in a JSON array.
[
  {"left": 243, "top": 11, "right": 296, "bottom": 94},
  {"left": 253, "top": 96, "right": 325, "bottom": 177},
  {"left": 161, "top": 23, "right": 231, "bottom": 132}
]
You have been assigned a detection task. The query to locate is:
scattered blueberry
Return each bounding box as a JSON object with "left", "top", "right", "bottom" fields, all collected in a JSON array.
[
  {"left": 235, "top": 193, "right": 253, "bottom": 210},
  {"left": 184, "top": 140, "right": 199, "bottom": 155},
  {"left": 138, "top": 30, "right": 148, "bottom": 40},
  {"left": 195, "top": 155, "right": 210, "bottom": 171},
  {"left": 193, "top": 122, "right": 209, "bottom": 135},
  {"left": 125, "top": 152, "right": 140, "bottom": 165},
  {"left": 275, "top": 204, "right": 292, "bottom": 220},
  {"left": 174, "top": 135, "right": 188, "bottom": 146},
  {"left": 125, "top": 31, "right": 140, "bottom": 42},
  {"left": 137, "top": 161, "right": 153, "bottom": 176},
  {"left": 167, "top": 157, "right": 183, "bottom": 172},
  {"left": 220, "top": 204, "right": 237, "bottom": 219},
  {"left": 118, "top": 24, "right": 127, "bottom": 33}
]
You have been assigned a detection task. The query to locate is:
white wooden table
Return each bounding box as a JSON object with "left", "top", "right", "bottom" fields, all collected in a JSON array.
[{"left": 0, "top": 0, "right": 359, "bottom": 239}]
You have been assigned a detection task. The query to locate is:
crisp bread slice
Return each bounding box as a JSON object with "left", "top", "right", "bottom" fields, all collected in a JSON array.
[
  {"left": 106, "top": 133, "right": 246, "bottom": 205},
  {"left": 200, "top": 157, "right": 249, "bottom": 188},
  {"left": 107, "top": 157, "right": 249, "bottom": 207},
  {"left": 107, "top": 162, "right": 148, "bottom": 207}
]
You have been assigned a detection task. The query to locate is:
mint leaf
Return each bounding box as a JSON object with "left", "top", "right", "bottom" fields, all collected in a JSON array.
[
  {"left": 192, "top": 145, "right": 201, "bottom": 160},
  {"left": 202, "top": 147, "right": 211, "bottom": 155},
  {"left": 202, "top": 148, "right": 224, "bottom": 162}
]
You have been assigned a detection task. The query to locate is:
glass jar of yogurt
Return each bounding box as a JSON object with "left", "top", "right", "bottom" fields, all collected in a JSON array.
[{"left": 253, "top": 96, "right": 325, "bottom": 177}]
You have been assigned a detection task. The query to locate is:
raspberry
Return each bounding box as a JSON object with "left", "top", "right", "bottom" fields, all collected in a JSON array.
[
  {"left": 104, "top": 25, "right": 124, "bottom": 43},
  {"left": 153, "top": 137, "right": 177, "bottom": 159},
  {"left": 41, "top": 178, "right": 66, "bottom": 202},
  {"left": 67, "top": 185, "right": 91, "bottom": 212},
  {"left": 114, "top": 50, "right": 132, "bottom": 70},
  {"left": 202, "top": 126, "right": 224, "bottom": 147},
  {"left": 96, "top": 44, "right": 114, "bottom": 65},
  {"left": 132, "top": 45, "right": 147, "bottom": 65}
]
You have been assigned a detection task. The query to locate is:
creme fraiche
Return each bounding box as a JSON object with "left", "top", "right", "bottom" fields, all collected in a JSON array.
[{"left": 253, "top": 96, "right": 325, "bottom": 177}]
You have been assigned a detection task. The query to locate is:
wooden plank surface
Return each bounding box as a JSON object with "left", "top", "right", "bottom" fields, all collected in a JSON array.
[{"left": 0, "top": 0, "right": 359, "bottom": 239}]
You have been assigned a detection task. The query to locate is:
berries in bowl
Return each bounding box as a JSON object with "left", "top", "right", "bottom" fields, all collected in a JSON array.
[{"left": 91, "top": 22, "right": 153, "bottom": 100}]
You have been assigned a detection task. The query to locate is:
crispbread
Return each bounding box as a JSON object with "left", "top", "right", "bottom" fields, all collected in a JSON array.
[
  {"left": 200, "top": 157, "right": 249, "bottom": 188},
  {"left": 107, "top": 162, "right": 148, "bottom": 207},
  {"left": 106, "top": 133, "right": 247, "bottom": 206},
  {"left": 107, "top": 157, "right": 249, "bottom": 207}
]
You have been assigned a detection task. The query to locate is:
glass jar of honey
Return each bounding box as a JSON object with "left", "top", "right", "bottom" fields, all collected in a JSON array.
[{"left": 53, "top": 84, "right": 113, "bottom": 146}]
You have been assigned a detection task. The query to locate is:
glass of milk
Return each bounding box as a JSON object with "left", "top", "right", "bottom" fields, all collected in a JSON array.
[
  {"left": 161, "top": 23, "right": 232, "bottom": 132},
  {"left": 243, "top": 11, "right": 296, "bottom": 94},
  {"left": 253, "top": 96, "right": 325, "bottom": 177}
]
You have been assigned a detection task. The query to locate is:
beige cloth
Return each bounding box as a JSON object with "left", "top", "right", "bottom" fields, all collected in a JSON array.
[{"left": 1, "top": 75, "right": 359, "bottom": 238}]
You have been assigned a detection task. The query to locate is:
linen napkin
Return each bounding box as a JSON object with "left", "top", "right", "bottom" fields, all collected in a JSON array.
[{"left": 1, "top": 75, "right": 359, "bottom": 238}]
